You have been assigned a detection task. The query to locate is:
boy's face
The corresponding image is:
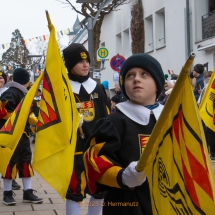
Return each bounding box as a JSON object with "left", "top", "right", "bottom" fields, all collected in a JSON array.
[
  {"left": 71, "top": 59, "right": 90, "bottom": 76},
  {"left": 124, "top": 68, "right": 157, "bottom": 106}
]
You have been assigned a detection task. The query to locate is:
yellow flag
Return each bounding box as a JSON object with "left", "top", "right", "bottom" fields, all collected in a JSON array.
[
  {"left": 0, "top": 73, "right": 43, "bottom": 176},
  {"left": 32, "top": 11, "right": 80, "bottom": 199},
  {"left": 199, "top": 68, "right": 215, "bottom": 131},
  {"left": 136, "top": 54, "right": 215, "bottom": 214}
]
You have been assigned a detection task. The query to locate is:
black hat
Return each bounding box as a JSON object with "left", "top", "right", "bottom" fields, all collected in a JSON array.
[
  {"left": 63, "top": 43, "right": 90, "bottom": 73},
  {"left": 13, "top": 68, "right": 30, "bottom": 85},
  {"left": 0, "top": 71, "right": 7, "bottom": 85},
  {"left": 193, "top": 64, "right": 204, "bottom": 74},
  {"left": 119, "top": 53, "right": 165, "bottom": 99}
]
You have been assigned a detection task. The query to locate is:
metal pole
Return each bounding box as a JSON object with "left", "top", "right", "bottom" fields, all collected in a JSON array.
[
  {"left": 88, "top": 16, "right": 94, "bottom": 78},
  {"left": 186, "top": 0, "right": 191, "bottom": 58}
]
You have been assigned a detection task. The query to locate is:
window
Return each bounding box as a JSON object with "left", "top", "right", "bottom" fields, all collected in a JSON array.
[
  {"left": 155, "top": 8, "right": 165, "bottom": 49},
  {"left": 122, "top": 28, "right": 130, "bottom": 58},
  {"left": 116, "top": 33, "right": 122, "bottom": 54},
  {"left": 145, "top": 15, "right": 154, "bottom": 52}
]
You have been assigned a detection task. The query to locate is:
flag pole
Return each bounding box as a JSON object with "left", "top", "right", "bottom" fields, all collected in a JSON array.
[{"left": 136, "top": 52, "right": 196, "bottom": 172}]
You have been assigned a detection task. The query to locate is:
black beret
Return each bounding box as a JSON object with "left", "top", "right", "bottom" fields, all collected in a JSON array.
[
  {"left": 119, "top": 53, "right": 165, "bottom": 99},
  {"left": 13, "top": 68, "right": 30, "bottom": 85},
  {"left": 193, "top": 64, "right": 204, "bottom": 74},
  {"left": 63, "top": 43, "right": 90, "bottom": 73},
  {"left": 0, "top": 71, "right": 7, "bottom": 85}
]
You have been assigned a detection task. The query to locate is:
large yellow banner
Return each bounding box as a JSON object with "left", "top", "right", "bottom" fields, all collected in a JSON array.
[
  {"left": 137, "top": 54, "right": 215, "bottom": 214},
  {"left": 199, "top": 68, "right": 215, "bottom": 131},
  {"left": 32, "top": 11, "right": 80, "bottom": 199}
]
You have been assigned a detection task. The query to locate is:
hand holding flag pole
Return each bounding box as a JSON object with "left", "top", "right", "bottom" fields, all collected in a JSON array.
[{"left": 136, "top": 52, "right": 196, "bottom": 172}]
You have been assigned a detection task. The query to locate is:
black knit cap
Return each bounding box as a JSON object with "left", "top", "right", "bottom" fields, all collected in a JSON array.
[
  {"left": 119, "top": 53, "right": 165, "bottom": 99},
  {"left": 13, "top": 68, "right": 30, "bottom": 85},
  {"left": 0, "top": 71, "right": 7, "bottom": 84},
  {"left": 193, "top": 64, "right": 204, "bottom": 74},
  {"left": 63, "top": 43, "right": 90, "bottom": 72}
]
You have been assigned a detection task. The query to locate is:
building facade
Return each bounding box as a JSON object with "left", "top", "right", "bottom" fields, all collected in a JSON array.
[{"left": 73, "top": 0, "right": 215, "bottom": 92}]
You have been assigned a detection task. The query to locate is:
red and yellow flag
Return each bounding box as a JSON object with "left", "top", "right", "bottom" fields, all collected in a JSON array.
[
  {"left": 0, "top": 74, "right": 43, "bottom": 176},
  {"left": 136, "top": 54, "right": 215, "bottom": 214},
  {"left": 32, "top": 11, "right": 80, "bottom": 199},
  {"left": 199, "top": 68, "right": 215, "bottom": 131}
]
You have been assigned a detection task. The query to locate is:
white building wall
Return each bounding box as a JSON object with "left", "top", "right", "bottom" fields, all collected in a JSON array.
[
  {"left": 99, "top": 1, "right": 133, "bottom": 91},
  {"left": 97, "top": 0, "right": 215, "bottom": 91}
]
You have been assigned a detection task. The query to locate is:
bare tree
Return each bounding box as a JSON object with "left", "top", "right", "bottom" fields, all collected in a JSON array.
[
  {"left": 130, "top": 0, "right": 144, "bottom": 54},
  {"left": 1, "top": 29, "right": 30, "bottom": 70},
  {"left": 56, "top": 0, "right": 129, "bottom": 69}
]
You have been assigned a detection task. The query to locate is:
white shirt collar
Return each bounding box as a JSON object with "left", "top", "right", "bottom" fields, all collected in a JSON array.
[
  {"left": 34, "top": 96, "right": 41, "bottom": 100},
  {"left": 69, "top": 78, "right": 97, "bottom": 94},
  {"left": 116, "top": 101, "right": 164, "bottom": 125}
]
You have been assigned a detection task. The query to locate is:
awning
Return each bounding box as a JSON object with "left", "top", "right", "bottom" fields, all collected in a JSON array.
[{"left": 197, "top": 43, "right": 215, "bottom": 51}]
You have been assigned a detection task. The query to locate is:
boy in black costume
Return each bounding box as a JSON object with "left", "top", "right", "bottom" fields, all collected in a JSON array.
[
  {"left": 0, "top": 68, "right": 43, "bottom": 206},
  {"left": 84, "top": 53, "right": 165, "bottom": 215}
]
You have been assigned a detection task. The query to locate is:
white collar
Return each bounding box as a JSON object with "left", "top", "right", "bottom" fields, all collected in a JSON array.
[
  {"left": 69, "top": 78, "right": 97, "bottom": 94},
  {"left": 116, "top": 101, "right": 164, "bottom": 125},
  {"left": 34, "top": 96, "right": 41, "bottom": 100}
]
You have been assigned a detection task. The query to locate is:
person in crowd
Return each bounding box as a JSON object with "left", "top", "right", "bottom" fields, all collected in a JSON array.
[
  {"left": 101, "top": 80, "right": 111, "bottom": 113},
  {"left": 0, "top": 71, "right": 21, "bottom": 190},
  {"left": 192, "top": 64, "right": 204, "bottom": 101},
  {"left": 63, "top": 43, "right": 109, "bottom": 215},
  {"left": 110, "top": 94, "right": 120, "bottom": 113},
  {"left": 0, "top": 68, "right": 43, "bottom": 206},
  {"left": 160, "top": 79, "right": 176, "bottom": 105},
  {"left": 157, "top": 83, "right": 167, "bottom": 103},
  {"left": 114, "top": 82, "right": 127, "bottom": 102},
  {"left": 197, "top": 70, "right": 212, "bottom": 105},
  {"left": 189, "top": 70, "right": 196, "bottom": 90},
  {"left": 84, "top": 53, "right": 165, "bottom": 215},
  {"left": 0, "top": 71, "right": 8, "bottom": 96}
]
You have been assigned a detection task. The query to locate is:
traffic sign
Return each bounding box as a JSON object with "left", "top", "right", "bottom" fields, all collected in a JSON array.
[
  {"left": 97, "top": 47, "right": 109, "bottom": 61},
  {"left": 110, "top": 54, "right": 126, "bottom": 72}
]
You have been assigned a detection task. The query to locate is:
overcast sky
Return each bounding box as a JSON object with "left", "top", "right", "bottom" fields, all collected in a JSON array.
[{"left": 0, "top": 0, "right": 83, "bottom": 56}]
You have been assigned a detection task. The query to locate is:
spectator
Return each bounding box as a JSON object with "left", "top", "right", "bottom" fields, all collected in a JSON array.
[
  {"left": 110, "top": 94, "right": 120, "bottom": 113},
  {"left": 114, "top": 82, "right": 127, "bottom": 102},
  {"left": 101, "top": 80, "right": 111, "bottom": 113},
  {"left": 192, "top": 64, "right": 204, "bottom": 101},
  {"left": 161, "top": 80, "right": 176, "bottom": 105},
  {"left": 197, "top": 71, "right": 212, "bottom": 105}
]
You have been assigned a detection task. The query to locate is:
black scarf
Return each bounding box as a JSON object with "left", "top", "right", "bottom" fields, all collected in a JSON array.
[{"left": 68, "top": 72, "right": 90, "bottom": 83}]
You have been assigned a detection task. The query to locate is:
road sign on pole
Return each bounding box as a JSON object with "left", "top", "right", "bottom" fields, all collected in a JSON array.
[
  {"left": 110, "top": 54, "right": 126, "bottom": 72},
  {"left": 97, "top": 47, "right": 109, "bottom": 61}
]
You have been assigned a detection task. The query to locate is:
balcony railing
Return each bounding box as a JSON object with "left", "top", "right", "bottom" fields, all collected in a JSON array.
[{"left": 202, "top": 10, "right": 215, "bottom": 39}]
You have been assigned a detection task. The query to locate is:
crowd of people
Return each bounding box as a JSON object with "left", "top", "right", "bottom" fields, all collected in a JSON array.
[{"left": 0, "top": 44, "right": 214, "bottom": 215}]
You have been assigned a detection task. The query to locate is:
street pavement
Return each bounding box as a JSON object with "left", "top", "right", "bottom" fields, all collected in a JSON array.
[
  {"left": 0, "top": 171, "right": 92, "bottom": 215},
  {"left": 0, "top": 141, "right": 214, "bottom": 215}
]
